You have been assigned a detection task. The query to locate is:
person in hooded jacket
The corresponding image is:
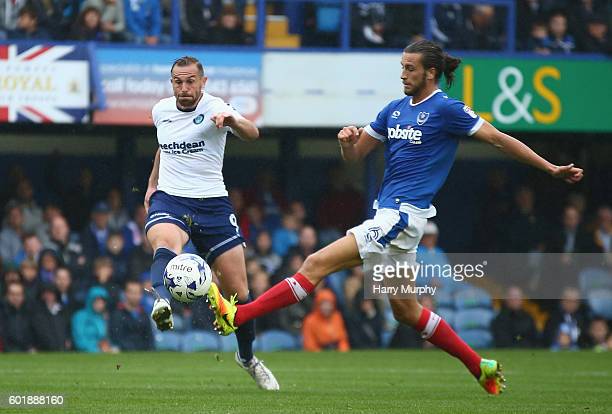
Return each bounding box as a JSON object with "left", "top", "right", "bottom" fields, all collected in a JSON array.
[
  {"left": 71, "top": 286, "right": 111, "bottom": 353},
  {"left": 302, "top": 288, "right": 350, "bottom": 352}
]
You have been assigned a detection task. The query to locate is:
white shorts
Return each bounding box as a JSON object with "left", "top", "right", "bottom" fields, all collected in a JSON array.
[{"left": 347, "top": 208, "right": 428, "bottom": 259}]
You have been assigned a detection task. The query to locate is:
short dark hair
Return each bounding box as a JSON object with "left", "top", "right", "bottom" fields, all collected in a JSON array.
[
  {"left": 171, "top": 56, "right": 204, "bottom": 77},
  {"left": 404, "top": 40, "right": 461, "bottom": 89},
  {"left": 18, "top": 6, "right": 38, "bottom": 20}
]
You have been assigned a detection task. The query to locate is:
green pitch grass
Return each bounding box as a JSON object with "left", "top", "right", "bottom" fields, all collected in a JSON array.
[{"left": 1, "top": 350, "right": 610, "bottom": 413}]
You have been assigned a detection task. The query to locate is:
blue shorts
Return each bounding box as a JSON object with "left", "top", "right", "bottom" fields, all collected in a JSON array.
[{"left": 145, "top": 191, "right": 245, "bottom": 263}]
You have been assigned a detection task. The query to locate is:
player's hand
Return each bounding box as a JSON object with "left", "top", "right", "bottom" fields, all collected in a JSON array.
[
  {"left": 144, "top": 185, "right": 157, "bottom": 213},
  {"left": 338, "top": 126, "right": 363, "bottom": 147},
  {"left": 550, "top": 163, "right": 584, "bottom": 184},
  {"left": 211, "top": 112, "right": 236, "bottom": 129}
]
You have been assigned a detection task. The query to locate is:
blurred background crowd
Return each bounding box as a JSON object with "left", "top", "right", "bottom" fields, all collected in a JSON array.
[
  {"left": 0, "top": 0, "right": 609, "bottom": 53},
  {"left": 1, "top": 160, "right": 611, "bottom": 353}
]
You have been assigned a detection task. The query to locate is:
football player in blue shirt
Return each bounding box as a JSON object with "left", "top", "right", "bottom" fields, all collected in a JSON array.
[{"left": 207, "top": 40, "right": 583, "bottom": 395}]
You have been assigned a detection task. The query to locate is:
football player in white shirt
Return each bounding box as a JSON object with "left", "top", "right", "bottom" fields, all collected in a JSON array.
[{"left": 144, "top": 56, "right": 279, "bottom": 390}]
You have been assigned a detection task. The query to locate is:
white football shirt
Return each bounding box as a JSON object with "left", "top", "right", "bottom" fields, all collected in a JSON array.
[{"left": 152, "top": 92, "right": 242, "bottom": 199}]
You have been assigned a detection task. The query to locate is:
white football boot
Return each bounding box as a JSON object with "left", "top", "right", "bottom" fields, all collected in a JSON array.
[
  {"left": 151, "top": 298, "right": 174, "bottom": 331},
  {"left": 235, "top": 352, "right": 280, "bottom": 391}
]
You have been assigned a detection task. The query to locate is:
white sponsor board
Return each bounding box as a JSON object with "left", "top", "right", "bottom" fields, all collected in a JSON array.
[{"left": 262, "top": 52, "right": 401, "bottom": 127}]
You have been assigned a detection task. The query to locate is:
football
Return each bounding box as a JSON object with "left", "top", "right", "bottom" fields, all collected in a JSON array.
[{"left": 163, "top": 253, "right": 212, "bottom": 303}]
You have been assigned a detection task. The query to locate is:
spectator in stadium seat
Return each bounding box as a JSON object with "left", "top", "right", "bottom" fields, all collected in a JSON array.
[
  {"left": 71, "top": 5, "right": 104, "bottom": 40},
  {"left": 251, "top": 231, "right": 281, "bottom": 275},
  {"left": 10, "top": 179, "right": 44, "bottom": 236},
  {"left": 457, "top": 5, "right": 503, "bottom": 50},
  {"left": 516, "top": 0, "right": 555, "bottom": 50},
  {"left": 109, "top": 280, "right": 153, "bottom": 351},
  {"left": 271, "top": 213, "right": 300, "bottom": 257},
  {"left": 19, "top": 259, "right": 40, "bottom": 305},
  {"left": 526, "top": 21, "right": 551, "bottom": 54},
  {"left": 90, "top": 256, "right": 121, "bottom": 310},
  {"left": 46, "top": 215, "right": 86, "bottom": 273},
  {"left": 81, "top": 201, "right": 112, "bottom": 260},
  {"left": 31, "top": 284, "right": 70, "bottom": 351},
  {"left": 544, "top": 11, "right": 575, "bottom": 54},
  {"left": 105, "top": 188, "right": 130, "bottom": 232},
  {"left": 352, "top": 2, "right": 388, "bottom": 48},
  {"left": 128, "top": 235, "right": 153, "bottom": 281},
  {"left": 0, "top": 282, "right": 34, "bottom": 352},
  {"left": 71, "top": 286, "right": 111, "bottom": 353},
  {"left": 303, "top": 288, "right": 350, "bottom": 352},
  {"left": 431, "top": 4, "right": 465, "bottom": 48},
  {"left": 346, "top": 290, "right": 383, "bottom": 349},
  {"left": 0, "top": 206, "right": 25, "bottom": 267},
  {"left": 54, "top": 266, "right": 80, "bottom": 316},
  {"left": 504, "top": 186, "right": 545, "bottom": 253},
  {"left": 248, "top": 269, "right": 278, "bottom": 332},
  {"left": 1, "top": 269, "right": 21, "bottom": 299},
  {"left": 14, "top": 233, "right": 43, "bottom": 266},
  {"left": 543, "top": 287, "right": 590, "bottom": 349},
  {"left": 124, "top": 0, "right": 161, "bottom": 45},
  {"left": 81, "top": 0, "right": 126, "bottom": 41},
  {"left": 587, "top": 318, "right": 610, "bottom": 352},
  {"left": 211, "top": 5, "right": 248, "bottom": 45},
  {"left": 594, "top": 206, "right": 612, "bottom": 253},
  {"left": 547, "top": 205, "right": 598, "bottom": 253},
  {"left": 182, "top": 0, "right": 218, "bottom": 43},
  {"left": 491, "top": 286, "right": 538, "bottom": 348},
  {"left": 38, "top": 249, "right": 61, "bottom": 285},
  {"left": 105, "top": 232, "right": 129, "bottom": 283},
  {"left": 580, "top": 17, "right": 610, "bottom": 54},
  {"left": 7, "top": 5, "right": 50, "bottom": 39},
  {"left": 123, "top": 205, "right": 146, "bottom": 251},
  {"left": 290, "top": 225, "right": 318, "bottom": 258}
]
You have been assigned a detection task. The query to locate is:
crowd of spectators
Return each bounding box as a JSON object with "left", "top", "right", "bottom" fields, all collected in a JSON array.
[
  {"left": 1, "top": 0, "right": 609, "bottom": 53},
  {"left": 0, "top": 160, "right": 611, "bottom": 354}
]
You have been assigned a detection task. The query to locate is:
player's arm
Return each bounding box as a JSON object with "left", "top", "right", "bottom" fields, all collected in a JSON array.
[
  {"left": 211, "top": 112, "right": 259, "bottom": 141},
  {"left": 473, "top": 121, "right": 583, "bottom": 183},
  {"left": 144, "top": 148, "right": 160, "bottom": 212},
  {"left": 338, "top": 126, "right": 381, "bottom": 161}
]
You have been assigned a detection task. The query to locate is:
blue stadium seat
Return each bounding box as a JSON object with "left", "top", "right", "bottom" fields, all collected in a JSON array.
[
  {"left": 181, "top": 330, "right": 220, "bottom": 352},
  {"left": 154, "top": 331, "right": 182, "bottom": 351},
  {"left": 437, "top": 307, "right": 455, "bottom": 327},
  {"left": 219, "top": 334, "right": 237, "bottom": 352},
  {"left": 454, "top": 309, "right": 494, "bottom": 331},
  {"left": 587, "top": 289, "right": 612, "bottom": 319},
  {"left": 454, "top": 287, "right": 492, "bottom": 310},
  {"left": 255, "top": 330, "right": 300, "bottom": 351},
  {"left": 172, "top": 315, "right": 187, "bottom": 332},
  {"left": 457, "top": 329, "right": 493, "bottom": 349},
  {"left": 435, "top": 290, "right": 454, "bottom": 308},
  {"left": 579, "top": 268, "right": 612, "bottom": 294}
]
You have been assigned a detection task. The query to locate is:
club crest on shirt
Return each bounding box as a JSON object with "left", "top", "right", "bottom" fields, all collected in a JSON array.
[
  {"left": 416, "top": 111, "right": 430, "bottom": 126},
  {"left": 193, "top": 114, "right": 205, "bottom": 124},
  {"left": 366, "top": 226, "right": 383, "bottom": 243}
]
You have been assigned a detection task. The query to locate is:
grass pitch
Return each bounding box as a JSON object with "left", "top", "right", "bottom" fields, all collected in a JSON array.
[{"left": 1, "top": 350, "right": 610, "bottom": 413}]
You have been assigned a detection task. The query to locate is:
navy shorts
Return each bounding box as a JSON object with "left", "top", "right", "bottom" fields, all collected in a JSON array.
[{"left": 145, "top": 191, "right": 245, "bottom": 264}]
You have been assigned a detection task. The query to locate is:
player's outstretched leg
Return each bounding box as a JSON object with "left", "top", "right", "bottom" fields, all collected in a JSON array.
[
  {"left": 390, "top": 300, "right": 506, "bottom": 395},
  {"left": 208, "top": 235, "right": 361, "bottom": 335}
]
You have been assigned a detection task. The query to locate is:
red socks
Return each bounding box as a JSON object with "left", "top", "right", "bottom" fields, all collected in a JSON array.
[
  {"left": 415, "top": 307, "right": 482, "bottom": 378},
  {"left": 234, "top": 273, "right": 315, "bottom": 327}
]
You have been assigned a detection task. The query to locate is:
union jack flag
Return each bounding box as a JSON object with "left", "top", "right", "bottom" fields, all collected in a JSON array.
[{"left": 0, "top": 43, "right": 90, "bottom": 123}]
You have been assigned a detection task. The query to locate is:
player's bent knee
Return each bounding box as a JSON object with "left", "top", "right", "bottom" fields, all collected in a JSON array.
[{"left": 300, "top": 252, "right": 327, "bottom": 283}]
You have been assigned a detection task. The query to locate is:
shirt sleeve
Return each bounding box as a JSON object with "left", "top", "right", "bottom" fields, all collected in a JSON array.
[
  {"left": 442, "top": 100, "right": 484, "bottom": 136},
  {"left": 364, "top": 102, "right": 391, "bottom": 142}
]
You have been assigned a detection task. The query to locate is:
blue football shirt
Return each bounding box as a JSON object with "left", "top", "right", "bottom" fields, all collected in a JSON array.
[{"left": 364, "top": 89, "right": 483, "bottom": 217}]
